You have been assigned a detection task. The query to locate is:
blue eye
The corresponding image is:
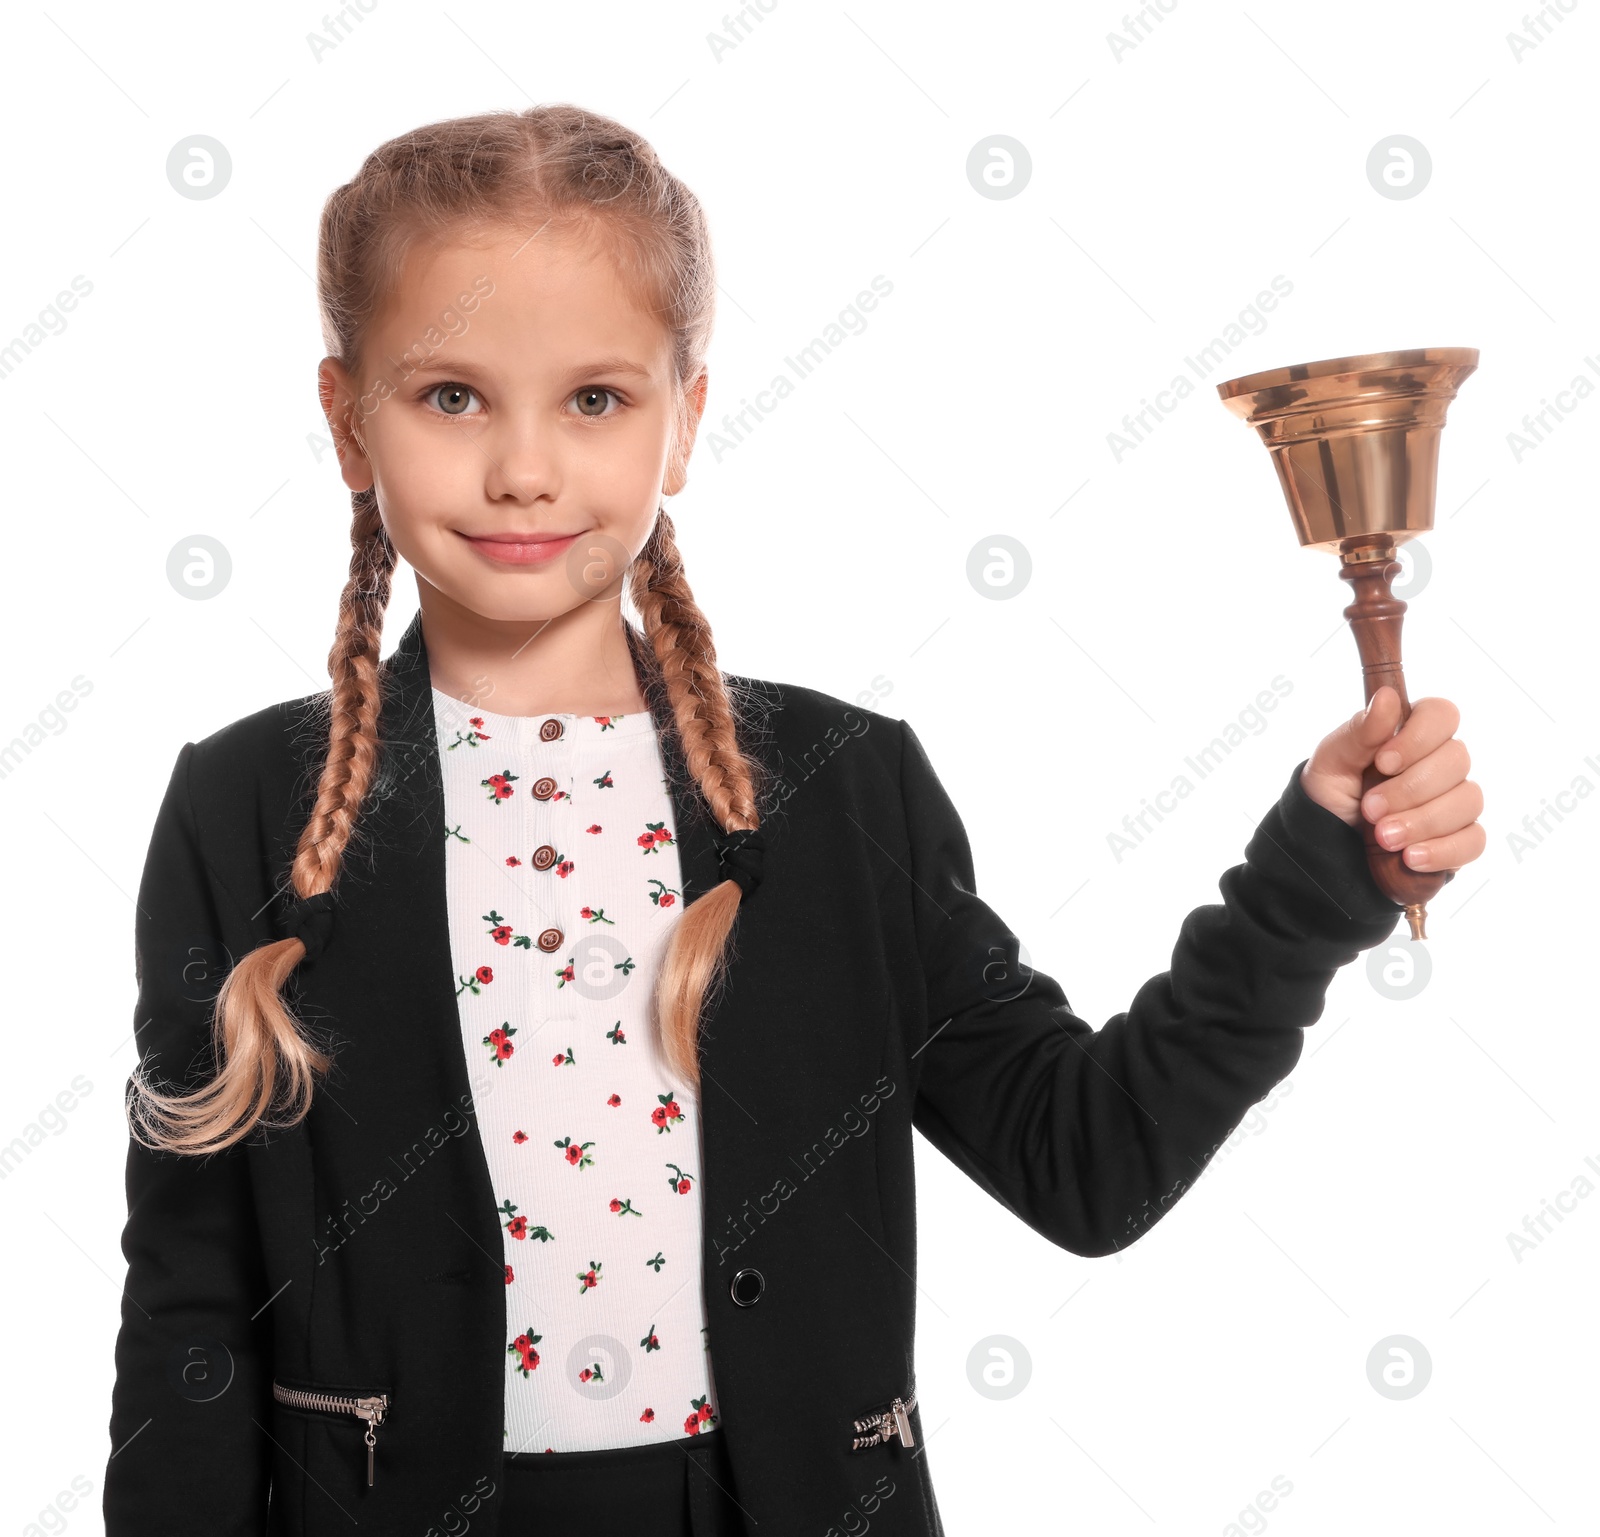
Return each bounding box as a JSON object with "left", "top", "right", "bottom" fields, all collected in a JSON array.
[{"left": 431, "top": 383, "right": 480, "bottom": 415}]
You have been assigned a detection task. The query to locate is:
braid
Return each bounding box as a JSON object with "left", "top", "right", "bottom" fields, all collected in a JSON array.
[
  {"left": 632, "top": 510, "right": 759, "bottom": 834},
  {"left": 290, "top": 491, "right": 397, "bottom": 895},
  {"left": 125, "top": 495, "right": 398, "bottom": 1154},
  {"left": 630, "top": 510, "right": 764, "bottom": 1089}
]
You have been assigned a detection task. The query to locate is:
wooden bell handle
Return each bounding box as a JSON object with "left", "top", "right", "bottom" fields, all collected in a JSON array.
[{"left": 1337, "top": 543, "right": 1453, "bottom": 941}]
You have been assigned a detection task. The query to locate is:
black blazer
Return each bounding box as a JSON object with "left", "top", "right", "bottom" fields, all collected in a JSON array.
[{"left": 103, "top": 610, "right": 1402, "bottom": 1535}]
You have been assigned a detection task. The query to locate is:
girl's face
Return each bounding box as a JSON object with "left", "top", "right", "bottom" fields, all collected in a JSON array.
[{"left": 319, "top": 222, "right": 705, "bottom": 624}]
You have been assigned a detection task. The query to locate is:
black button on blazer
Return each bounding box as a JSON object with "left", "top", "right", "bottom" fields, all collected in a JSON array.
[{"left": 102, "top": 610, "right": 1401, "bottom": 1535}]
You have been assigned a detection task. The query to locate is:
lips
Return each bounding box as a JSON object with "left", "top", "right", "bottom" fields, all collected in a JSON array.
[{"left": 458, "top": 530, "right": 582, "bottom": 566}]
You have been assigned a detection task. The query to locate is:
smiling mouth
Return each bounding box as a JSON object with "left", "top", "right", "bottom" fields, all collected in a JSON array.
[{"left": 457, "top": 530, "right": 583, "bottom": 566}]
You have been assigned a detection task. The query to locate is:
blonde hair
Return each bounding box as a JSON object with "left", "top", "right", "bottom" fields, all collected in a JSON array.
[{"left": 128, "top": 105, "right": 765, "bottom": 1155}]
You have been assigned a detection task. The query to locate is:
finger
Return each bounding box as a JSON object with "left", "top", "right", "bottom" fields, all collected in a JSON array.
[
  {"left": 1372, "top": 695, "right": 1460, "bottom": 777},
  {"left": 1398, "top": 816, "right": 1487, "bottom": 874},
  {"left": 1372, "top": 776, "right": 1484, "bottom": 851},
  {"left": 1363, "top": 737, "right": 1471, "bottom": 820},
  {"left": 1326, "top": 684, "right": 1405, "bottom": 779}
]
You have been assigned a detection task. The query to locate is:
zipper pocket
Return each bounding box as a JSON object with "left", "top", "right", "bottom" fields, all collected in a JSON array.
[
  {"left": 850, "top": 1388, "right": 917, "bottom": 1451},
  {"left": 272, "top": 1380, "right": 390, "bottom": 1487}
]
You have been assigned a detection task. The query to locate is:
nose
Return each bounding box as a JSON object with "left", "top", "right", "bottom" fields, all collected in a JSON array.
[{"left": 479, "top": 402, "right": 561, "bottom": 505}]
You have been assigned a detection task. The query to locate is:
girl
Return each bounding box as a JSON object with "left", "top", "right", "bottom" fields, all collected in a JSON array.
[{"left": 102, "top": 106, "right": 1485, "bottom": 1537}]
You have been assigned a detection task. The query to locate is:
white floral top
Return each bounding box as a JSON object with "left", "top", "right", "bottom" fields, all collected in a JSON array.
[{"left": 431, "top": 689, "right": 720, "bottom": 1454}]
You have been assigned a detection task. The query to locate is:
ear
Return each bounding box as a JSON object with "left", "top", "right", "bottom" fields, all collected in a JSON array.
[
  {"left": 662, "top": 369, "right": 709, "bottom": 498},
  {"left": 319, "top": 356, "right": 376, "bottom": 494}
]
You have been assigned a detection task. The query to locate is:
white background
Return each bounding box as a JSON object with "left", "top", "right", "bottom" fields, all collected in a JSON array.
[{"left": 0, "top": 2, "right": 1592, "bottom": 1532}]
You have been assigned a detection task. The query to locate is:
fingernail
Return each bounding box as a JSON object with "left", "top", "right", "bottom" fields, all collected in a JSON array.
[
  {"left": 1378, "top": 819, "right": 1401, "bottom": 848},
  {"left": 1408, "top": 845, "right": 1430, "bottom": 870}
]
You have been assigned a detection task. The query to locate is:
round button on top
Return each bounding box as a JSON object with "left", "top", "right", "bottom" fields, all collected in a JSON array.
[
  {"left": 531, "top": 845, "right": 559, "bottom": 871},
  {"left": 530, "top": 776, "right": 559, "bottom": 801},
  {"left": 729, "top": 1268, "right": 765, "bottom": 1307},
  {"left": 536, "top": 928, "right": 564, "bottom": 953},
  {"left": 539, "top": 719, "right": 564, "bottom": 742}
]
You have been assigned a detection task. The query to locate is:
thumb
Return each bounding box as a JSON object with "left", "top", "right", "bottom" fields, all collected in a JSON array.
[{"left": 1331, "top": 684, "right": 1403, "bottom": 776}]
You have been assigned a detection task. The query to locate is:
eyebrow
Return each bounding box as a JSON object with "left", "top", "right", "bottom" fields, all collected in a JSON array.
[
  {"left": 402, "top": 353, "right": 655, "bottom": 380},
  {"left": 572, "top": 355, "right": 655, "bottom": 380}
]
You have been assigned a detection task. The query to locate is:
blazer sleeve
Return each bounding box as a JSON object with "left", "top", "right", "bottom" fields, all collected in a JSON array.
[
  {"left": 103, "top": 742, "right": 273, "bottom": 1534},
  {"left": 899, "top": 717, "right": 1403, "bottom": 1258}
]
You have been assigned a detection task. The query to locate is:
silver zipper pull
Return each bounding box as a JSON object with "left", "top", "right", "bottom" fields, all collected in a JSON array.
[
  {"left": 891, "top": 1397, "right": 915, "bottom": 1448},
  {"left": 355, "top": 1395, "right": 387, "bottom": 1486}
]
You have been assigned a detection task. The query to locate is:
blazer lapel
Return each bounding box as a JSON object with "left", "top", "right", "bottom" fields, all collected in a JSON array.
[{"left": 621, "top": 618, "right": 728, "bottom": 908}]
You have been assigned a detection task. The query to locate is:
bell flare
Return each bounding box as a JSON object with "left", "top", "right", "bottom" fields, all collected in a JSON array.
[{"left": 1216, "top": 347, "right": 1479, "bottom": 553}]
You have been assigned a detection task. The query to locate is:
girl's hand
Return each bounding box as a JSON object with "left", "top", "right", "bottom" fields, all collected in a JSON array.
[{"left": 1300, "top": 686, "right": 1486, "bottom": 874}]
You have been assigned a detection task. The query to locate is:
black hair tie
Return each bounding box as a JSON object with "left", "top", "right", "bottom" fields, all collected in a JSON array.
[
  {"left": 714, "top": 827, "right": 766, "bottom": 900},
  {"left": 284, "top": 889, "right": 337, "bottom": 964}
]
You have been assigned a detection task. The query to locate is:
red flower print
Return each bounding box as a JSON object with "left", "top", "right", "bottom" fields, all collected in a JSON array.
[
  {"left": 607, "top": 1022, "right": 627, "bottom": 1046},
  {"left": 498, "top": 1199, "right": 553, "bottom": 1243},
  {"left": 484, "top": 910, "right": 514, "bottom": 945},
  {"left": 677, "top": 1178, "right": 691, "bottom": 1194},
  {"left": 508, "top": 1326, "right": 542, "bottom": 1377},
  {"left": 482, "top": 769, "right": 519, "bottom": 803},
  {"left": 457, "top": 967, "right": 495, "bottom": 998},
  {"left": 513, "top": 1130, "right": 528, "bottom": 1144},
  {"left": 576, "top": 1260, "right": 603, "bottom": 1294},
  {"left": 648, "top": 878, "right": 680, "bottom": 909},
  {"left": 593, "top": 771, "right": 614, "bottom": 790},
  {"left": 555, "top": 960, "right": 575, "bottom": 987},
  {"left": 610, "top": 1197, "right": 643, "bottom": 1217},
  {"left": 666, "top": 1163, "right": 695, "bottom": 1195},
  {"left": 641, "top": 1408, "right": 655, "bottom": 1424},
  {"left": 607, "top": 1093, "right": 621, "bottom": 1107},
  {"left": 580, "top": 904, "right": 616, "bottom": 925},
  {"left": 685, "top": 1395, "right": 717, "bottom": 1433},
  {"left": 506, "top": 855, "right": 522, "bottom": 867},
  {"left": 552, "top": 1047, "right": 575, "bottom": 1067},
  {"left": 504, "top": 1264, "right": 513, "bottom": 1284},
  {"left": 556, "top": 859, "right": 575, "bottom": 878},
  {"left": 638, "top": 822, "right": 675, "bottom": 853},
  {"left": 586, "top": 823, "right": 603, "bottom": 834},
  {"left": 640, "top": 1326, "right": 660, "bottom": 1352},
  {"left": 483, "top": 1022, "right": 517, "bottom": 1066},
  {"left": 554, "top": 1135, "right": 596, "bottom": 1171},
  {"left": 595, "top": 716, "right": 617, "bottom": 730},
  {"left": 579, "top": 1363, "right": 606, "bottom": 1383},
  {"left": 652, "top": 1092, "right": 685, "bottom": 1134},
  {"left": 470, "top": 717, "right": 485, "bottom": 729}
]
